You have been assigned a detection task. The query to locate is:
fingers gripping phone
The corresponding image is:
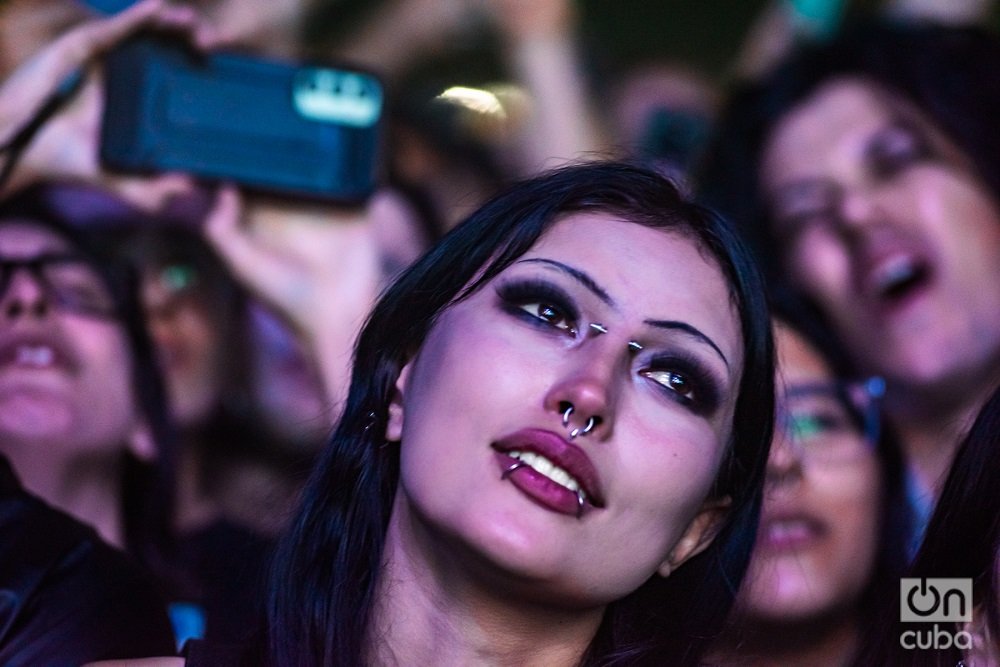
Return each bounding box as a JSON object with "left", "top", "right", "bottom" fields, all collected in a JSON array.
[{"left": 100, "top": 34, "right": 384, "bottom": 203}]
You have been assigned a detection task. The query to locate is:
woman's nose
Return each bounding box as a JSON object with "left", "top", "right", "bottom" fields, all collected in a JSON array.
[
  {"left": 835, "top": 183, "right": 890, "bottom": 239},
  {"left": 543, "top": 340, "right": 620, "bottom": 440},
  {"left": 765, "top": 424, "right": 805, "bottom": 487},
  {"left": 1, "top": 268, "right": 49, "bottom": 320}
]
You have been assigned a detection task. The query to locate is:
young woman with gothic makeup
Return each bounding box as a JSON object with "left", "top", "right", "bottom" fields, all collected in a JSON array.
[{"left": 94, "top": 162, "right": 774, "bottom": 666}]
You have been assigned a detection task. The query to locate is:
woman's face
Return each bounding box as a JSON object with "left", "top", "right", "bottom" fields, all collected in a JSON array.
[
  {"left": 140, "top": 262, "right": 224, "bottom": 428},
  {"left": 762, "top": 78, "right": 1000, "bottom": 394},
  {"left": 0, "top": 222, "right": 146, "bottom": 459},
  {"left": 385, "top": 212, "right": 744, "bottom": 607},
  {"left": 737, "top": 324, "right": 880, "bottom": 621}
]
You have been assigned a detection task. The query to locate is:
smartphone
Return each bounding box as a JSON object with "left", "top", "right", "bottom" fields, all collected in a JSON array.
[
  {"left": 100, "top": 34, "right": 384, "bottom": 203},
  {"left": 77, "top": 0, "right": 139, "bottom": 14}
]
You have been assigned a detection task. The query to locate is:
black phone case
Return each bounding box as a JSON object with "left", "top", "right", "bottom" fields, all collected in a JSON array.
[{"left": 100, "top": 35, "right": 383, "bottom": 203}]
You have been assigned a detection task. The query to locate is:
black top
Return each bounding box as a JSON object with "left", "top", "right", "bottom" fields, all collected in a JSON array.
[
  {"left": 183, "top": 638, "right": 256, "bottom": 667},
  {"left": 0, "top": 456, "right": 175, "bottom": 666},
  {"left": 166, "top": 519, "right": 273, "bottom": 645}
]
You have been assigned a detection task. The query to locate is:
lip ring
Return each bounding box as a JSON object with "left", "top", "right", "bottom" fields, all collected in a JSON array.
[
  {"left": 501, "top": 460, "right": 527, "bottom": 480},
  {"left": 492, "top": 428, "right": 606, "bottom": 511}
]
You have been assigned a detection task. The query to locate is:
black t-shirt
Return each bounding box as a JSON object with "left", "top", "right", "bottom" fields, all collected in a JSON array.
[{"left": 0, "top": 457, "right": 176, "bottom": 666}]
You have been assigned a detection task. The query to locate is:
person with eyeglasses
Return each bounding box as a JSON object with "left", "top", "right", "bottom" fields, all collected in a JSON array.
[
  {"left": 708, "top": 319, "right": 910, "bottom": 667},
  {"left": 0, "top": 181, "right": 178, "bottom": 663}
]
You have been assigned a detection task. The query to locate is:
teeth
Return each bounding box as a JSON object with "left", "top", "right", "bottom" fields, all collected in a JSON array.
[
  {"left": 15, "top": 345, "right": 55, "bottom": 367},
  {"left": 507, "top": 450, "right": 585, "bottom": 498},
  {"left": 874, "top": 257, "right": 919, "bottom": 294}
]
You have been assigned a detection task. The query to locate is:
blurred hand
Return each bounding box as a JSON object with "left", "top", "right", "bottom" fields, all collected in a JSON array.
[
  {"left": 0, "top": 0, "right": 211, "bottom": 151},
  {"left": 203, "top": 188, "right": 381, "bottom": 339},
  {"left": 488, "top": 0, "right": 575, "bottom": 40},
  {"left": 203, "top": 187, "right": 383, "bottom": 412}
]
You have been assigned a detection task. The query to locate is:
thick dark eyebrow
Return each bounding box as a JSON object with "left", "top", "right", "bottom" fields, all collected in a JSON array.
[
  {"left": 644, "top": 319, "right": 731, "bottom": 371},
  {"left": 517, "top": 258, "right": 730, "bottom": 369},
  {"left": 517, "top": 258, "right": 614, "bottom": 306}
]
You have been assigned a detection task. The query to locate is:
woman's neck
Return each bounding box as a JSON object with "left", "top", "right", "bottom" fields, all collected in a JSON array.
[
  {"left": 710, "top": 611, "right": 859, "bottom": 667},
  {"left": 172, "top": 433, "right": 221, "bottom": 534},
  {"left": 888, "top": 385, "right": 988, "bottom": 499},
  {"left": 2, "top": 446, "right": 124, "bottom": 547},
  {"left": 372, "top": 501, "right": 603, "bottom": 667}
]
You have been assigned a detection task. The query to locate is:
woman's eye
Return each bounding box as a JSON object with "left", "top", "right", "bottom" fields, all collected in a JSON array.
[
  {"left": 870, "top": 126, "right": 929, "bottom": 178},
  {"left": 772, "top": 191, "right": 839, "bottom": 240},
  {"left": 520, "top": 302, "right": 576, "bottom": 333},
  {"left": 786, "top": 410, "right": 852, "bottom": 441},
  {"left": 779, "top": 207, "right": 836, "bottom": 237},
  {"left": 641, "top": 369, "right": 695, "bottom": 402}
]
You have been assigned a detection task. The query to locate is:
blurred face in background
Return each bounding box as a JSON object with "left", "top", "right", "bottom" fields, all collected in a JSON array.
[
  {"left": 140, "top": 259, "right": 225, "bottom": 428},
  {"left": 0, "top": 221, "right": 147, "bottom": 462},
  {"left": 737, "top": 323, "right": 880, "bottom": 622},
  {"left": 761, "top": 78, "right": 1000, "bottom": 403}
]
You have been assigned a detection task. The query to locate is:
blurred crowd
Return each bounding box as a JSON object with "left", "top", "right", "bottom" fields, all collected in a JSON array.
[{"left": 1, "top": 0, "right": 999, "bottom": 665}]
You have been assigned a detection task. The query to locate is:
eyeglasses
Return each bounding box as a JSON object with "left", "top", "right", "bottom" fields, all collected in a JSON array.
[
  {"left": 776, "top": 376, "right": 885, "bottom": 464},
  {"left": 0, "top": 254, "right": 118, "bottom": 318}
]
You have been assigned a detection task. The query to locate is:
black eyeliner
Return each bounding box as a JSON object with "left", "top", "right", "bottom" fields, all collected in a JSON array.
[
  {"left": 495, "top": 278, "right": 580, "bottom": 331},
  {"left": 644, "top": 351, "right": 722, "bottom": 416}
]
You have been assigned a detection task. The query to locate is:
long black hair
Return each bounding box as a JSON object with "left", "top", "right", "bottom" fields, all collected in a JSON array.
[
  {"left": 0, "top": 181, "right": 176, "bottom": 567},
  {"left": 267, "top": 161, "right": 775, "bottom": 666},
  {"left": 700, "top": 21, "right": 1000, "bottom": 331},
  {"left": 855, "top": 383, "right": 1000, "bottom": 666}
]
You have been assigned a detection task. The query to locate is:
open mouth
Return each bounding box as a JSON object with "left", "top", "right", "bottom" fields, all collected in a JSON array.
[
  {"left": 14, "top": 344, "right": 56, "bottom": 368},
  {"left": 505, "top": 449, "right": 587, "bottom": 503},
  {"left": 0, "top": 337, "right": 76, "bottom": 373},
  {"left": 492, "top": 428, "right": 605, "bottom": 517},
  {"left": 871, "top": 255, "right": 931, "bottom": 303}
]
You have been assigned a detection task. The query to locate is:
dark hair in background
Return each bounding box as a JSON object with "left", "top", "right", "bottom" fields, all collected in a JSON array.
[
  {"left": 854, "top": 383, "right": 1000, "bottom": 666},
  {"left": 0, "top": 181, "right": 176, "bottom": 568},
  {"left": 266, "top": 161, "right": 775, "bottom": 666},
  {"left": 699, "top": 21, "right": 1000, "bottom": 338}
]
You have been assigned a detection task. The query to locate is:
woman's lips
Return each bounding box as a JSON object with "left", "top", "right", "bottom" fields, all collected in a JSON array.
[
  {"left": 0, "top": 331, "right": 79, "bottom": 375},
  {"left": 852, "top": 230, "right": 936, "bottom": 316},
  {"left": 756, "top": 512, "right": 826, "bottom": 553},
  {"left": 492, "top": 428, "right": 605, "bottom": 517}
]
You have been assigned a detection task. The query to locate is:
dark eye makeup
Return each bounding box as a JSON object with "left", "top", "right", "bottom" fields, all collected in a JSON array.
[
  {"left": 640, "top": 351, "right": 722, "bottom": 416},
  {"left": 496, "top": 275, "right": 725, "bottom": 417},
  {"left": 496, "top": 278, "right": 580, "bottom": 336}
]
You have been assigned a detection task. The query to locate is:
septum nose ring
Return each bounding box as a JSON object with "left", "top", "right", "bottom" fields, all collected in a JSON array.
[{"left": 561, "top": 403, "right": 596, "bottom": 439}]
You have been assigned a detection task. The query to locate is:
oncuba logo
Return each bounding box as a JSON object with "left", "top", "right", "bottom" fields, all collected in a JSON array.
[{"left": 899, "top": 578, "right": 973, "bottom": 651}]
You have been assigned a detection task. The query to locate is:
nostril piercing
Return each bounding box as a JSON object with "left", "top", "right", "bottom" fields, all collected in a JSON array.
[
  {"left": 561, "top": 403, "right": 574, "bottom": 426},
  {"left": 569, "top": 416, "right": 597, "bottom": 439},
  {"left": 588, "top": 323, "right": 608, "bottom": 335}
]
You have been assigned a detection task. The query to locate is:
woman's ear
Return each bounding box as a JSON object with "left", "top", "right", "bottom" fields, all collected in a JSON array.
[
  {"left": 385, "top": 361, "right": 413, "bottom": 442},
  {"left": 657, "top": 496, "right": 731, "bottom": 578},
  {"left": 127, "top": 420, "right": 157, "bottom": 463}
]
